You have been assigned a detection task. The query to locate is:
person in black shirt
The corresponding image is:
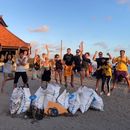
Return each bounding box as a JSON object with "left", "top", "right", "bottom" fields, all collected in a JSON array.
[
  {"left": 63, "top": 48, "right": 74, "bottom": 87},
  {"left": 82, "top": 52, "right": 92, "bottom": 78},
  {"left": 54, "top": 54, "right": 63, "bottom": 84},
  {"left": 73, "top": 49, "right": 83, "bottom": 86},
  {"left": 93, "top": 51, "right": 112, "bottom": 93}
]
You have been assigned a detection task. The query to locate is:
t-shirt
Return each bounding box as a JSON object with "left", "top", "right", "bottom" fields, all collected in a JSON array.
[
  {"left": 16, "top": 57, "right": 28, "bottom": 72},
  {"left": 63, "top": 54, "right": 74, "bottom": 66},
  {"left": 55, "top": 60, "right": 63, "bottom": 70},
  {"left": 82, "top": 55, "right": 91, "bottom": 68},
  {"left": 95, "top": 57, "right": 109, "bottom": 68},
  {"left": 73, "top": 55, "right": 82, "bottom": 67},
  {"left": 102, "top": 64, "right": 112, "bottom": 77},
  {"left": 23, "top": 56, "right": 29, "bottom": 70},
  {"left": 3, "top": 60, "right": 13, "bottom": 73},
  {"left": 114, "top": 56, "right": 129, "bottom": 71}
]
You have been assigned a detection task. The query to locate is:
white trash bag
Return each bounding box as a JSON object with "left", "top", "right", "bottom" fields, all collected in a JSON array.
[
  {"left": 10, "top": 87, "right": 23, "bottom": 114},
  {"left": 46, "top": 83, "right": 61, "bottom": 101},
  {"left": 77, "top": 86, "right": 94, "bottom": 113},
  {"left": 68, "top": 93, "right": 80, "bottom": 114},
  {"left": 17, "top": 87, "right": 31, "bottom": 114},
  {"left": 57, "top": 89, "right": 69, "bottom": 109},
  {"left": 90, "top": 90, "right": 104, "bottom": 111},
  {"left": 32, "top": 86, "right": 46, "bottom": 109}
]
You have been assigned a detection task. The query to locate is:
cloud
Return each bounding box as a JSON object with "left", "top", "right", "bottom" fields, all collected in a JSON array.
[
  {"left": 91, "top": 16, "right": 97, "bottom": 21},
  {"left": 30, "top": 41, "right": 41, "bottom": 57},
  {"left": 29, "top": 25, "right": 49, "bottom": 32},
  {"left": 42, "top": 43, "right": 65, "bottom": 51},
  {"left": 93, "top": 42, "right": 108, "bottom": 49},
  {"left": 113, "top": 45, "right": 126, "bottom": 52},
  {"left": 116, "top": 0, "right": 130, "bottom": 4},
  {"left": 105, "top": 16, "right": 112, "bottom": 21}
]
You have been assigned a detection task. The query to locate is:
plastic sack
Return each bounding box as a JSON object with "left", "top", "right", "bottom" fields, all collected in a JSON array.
[
  {"left": 77, "top": 86, "right": 94, "bottom": 113},
  {"left": 43, "top": 83, "right": 61, "bottom": 108},
  {"left": 46, "top": 83, "right": 61, "bottom": 101},
  {"left": 32, "top": 86, "right": 46, "bottom": 109},
  {"left": 90, "top": 90, "right": 104, "bottom": 111},
  {"left": 17, "top": 88, "right": 31, "bottom": 114},
  {"left": 43, "top": 93, "right": 54, "bottom": 109},
  {"left": 57, "top": 89, "right": 69, "bottom": 109},
  {"left": 68, "top": 93, "right": 80, "bottom": 114},
  {"left": 10, "top": 87, "right": 23, "bottom": 114}
]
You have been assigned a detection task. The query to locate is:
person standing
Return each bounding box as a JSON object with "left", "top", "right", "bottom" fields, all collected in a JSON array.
[
  {"left": 13, "top": 51, "right": 29, "bottom": 88},
  {"left": 54, "top": 54, "right": 63, "bottom": 84},
  {"left": 73, "top": 49, "right": 83, "bottom": 86},
  {"left": 93, "top": 51, "right": 112, "bottom": 93},
  {"left": 82, "top": 52, "right": 92, "bottom": 79},
  {"left": 111, "top": 50, "right": 130, "bottom": 92},
  {"left": 41, "top": 56, "right": 51, "bottom": 88},
  {"left": 32, "top": 49, "right": 41, "bottom": 80},
  {"left": 63, "top": 48, "right": 74, "bottom": 87},
  {"left": 100, "top": 59, "right": 112, "bottom": 96},
  {"left": 1, "top": 52, "right": 14, "bottom": 92}
]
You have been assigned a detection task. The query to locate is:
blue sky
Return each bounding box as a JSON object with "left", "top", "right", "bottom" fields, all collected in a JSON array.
[{"left": 0, "top": 0, "right": 130, "bottom": 58}]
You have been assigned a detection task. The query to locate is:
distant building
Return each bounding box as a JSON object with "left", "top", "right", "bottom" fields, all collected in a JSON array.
[{"left": 0, "top": 15, "right": 30, "bottom": 55}]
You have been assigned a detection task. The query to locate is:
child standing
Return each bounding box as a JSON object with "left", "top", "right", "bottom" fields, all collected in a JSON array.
[{"left": 101, "top": 59, "right": 112, "bottom": 96}]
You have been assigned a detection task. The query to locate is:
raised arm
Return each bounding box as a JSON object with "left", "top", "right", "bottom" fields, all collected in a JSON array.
[
  {"left": 112, "top": 57, "right": 117, "bottom": 64},
  {"left": 93, "top": 51, "right": 98, "bottom": 61},
  {"left": 107, "top": 53, "right": 112, "bottom": 60},
  {"left": 45, "top": 44, "right": 50, "bottom": 58}
]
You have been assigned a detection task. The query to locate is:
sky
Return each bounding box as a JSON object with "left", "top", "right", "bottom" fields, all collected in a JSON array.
[{"left": 0, "top": 0, "right": 130, "bottom": 58}]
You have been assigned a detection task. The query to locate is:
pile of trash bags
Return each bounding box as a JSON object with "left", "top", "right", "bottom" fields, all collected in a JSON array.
[{"left": 10, "top": 83, "right": 104, "bottom": 120}]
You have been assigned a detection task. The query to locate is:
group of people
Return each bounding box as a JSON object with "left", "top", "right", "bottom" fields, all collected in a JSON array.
[
  {"left": 0, "top": 49, "right": 29, "bottom": 92},
  {"left": 33, "top": 47, "right": 93, "bottom": 88},
  {"left": 0, "top": 46, "right": 130, "bottom": 97},
  {"left": 93, "top": 50, "right": 130, "bottom": 96}
]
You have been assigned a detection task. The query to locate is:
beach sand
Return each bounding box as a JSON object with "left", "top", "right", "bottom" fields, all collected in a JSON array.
[{"left": 0, "top": 71, "right": 130, "bottom": 130}]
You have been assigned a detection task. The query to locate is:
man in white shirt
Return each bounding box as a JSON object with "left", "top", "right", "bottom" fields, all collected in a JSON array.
[{"left": 13, "top": 51, "right": 29, "bottom": 88}]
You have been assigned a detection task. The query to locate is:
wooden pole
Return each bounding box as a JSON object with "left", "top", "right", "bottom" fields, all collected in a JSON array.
[
  {"left": 79, "top": 41, "right": 84, "bottom": 58},
  {"left": 60, "top": 40, "right": 63, "bottom": 59}
]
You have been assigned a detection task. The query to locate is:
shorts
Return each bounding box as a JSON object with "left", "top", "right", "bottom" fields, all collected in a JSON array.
[
  {"left": 64, "top": 65, "right": 73, "bottom": 76},
  {"left": 41, "top": 69, "right": 51, "bottom": 82},
  {"left": 14, "top": 72, "right": 28, "bottom": 84},
  {"left": 2, "top": 72, "right": 14, "bottom": 81},
  {"left": 73, "top": 66, "right": 82, "bottom": 72},
  {"left": 96, "top": 70, "right": 103, "bottom": 79},
  {"left": 115, "top": 71, "right": 128, "bottom": 81},
  {"left": 55, "top": 69, "right": 62, "bottom": 73}
]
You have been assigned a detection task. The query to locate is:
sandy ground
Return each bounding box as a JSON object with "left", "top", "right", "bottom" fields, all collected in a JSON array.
[{"left": 0, "top": 71, "right": 130, "bottom": 130}]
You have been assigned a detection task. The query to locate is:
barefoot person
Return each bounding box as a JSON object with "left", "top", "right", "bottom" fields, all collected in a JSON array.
[
  {"left": 63, "top": 48, "right": 74, "bottom": 87},
  {"left": 41, "top": 56, "right": 51, "bottom": 88},
  {"left": 73, "top": 49, "right": 83, "bottom": 86},
  {"left": 93, "top": 51, "right": 112, "bottom": 93},
  {"left": 82, "top": 52, "right": 92, "bottom": 79},
  {"left": 1, "top": 52, "right": 14, "bottom": 92},
  {"left": 100, "top": 59, "right": 112, "bottom": 96},
  {"left": 111, "top": 50, "right": 130, "bottom": 91},
  {"left": 32, "top": 49, "right": 41, "bottom": 80},
  {"left": 54, "top": 54, "right": 63, "bottom": 84}
]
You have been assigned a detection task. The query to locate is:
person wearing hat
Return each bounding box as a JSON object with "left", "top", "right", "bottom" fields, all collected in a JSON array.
[
  {"left": 93, "top": 51, "right": 112, "bottom": 93},
  {"left": 111, "top": 50, "right": 130, "bottom": 92}
]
